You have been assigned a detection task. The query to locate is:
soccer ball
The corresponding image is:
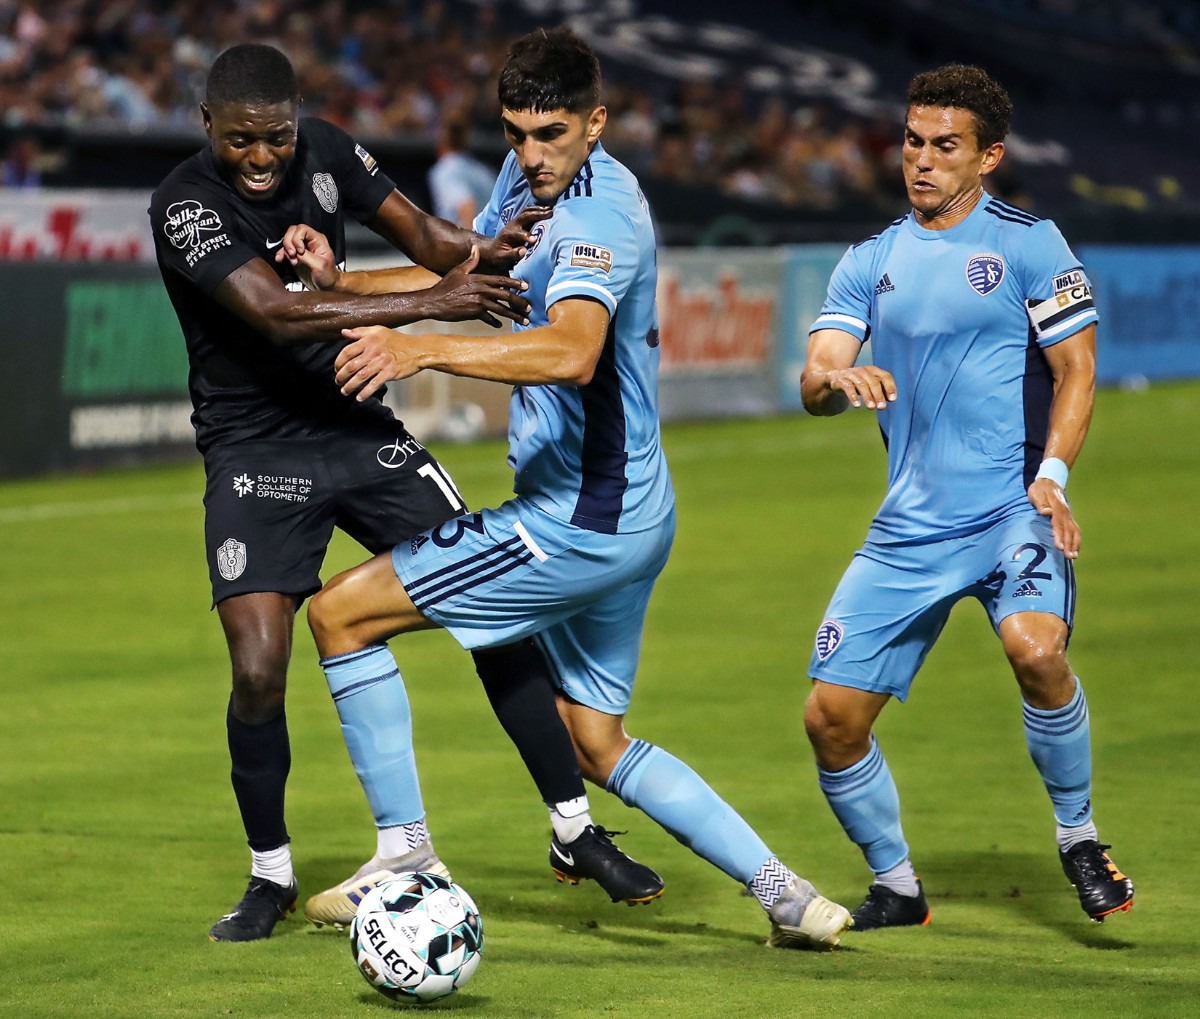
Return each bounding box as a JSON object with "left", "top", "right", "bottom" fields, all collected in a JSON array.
[{"left": 348, "top": 872, "right": 484, "bottom": 1004}]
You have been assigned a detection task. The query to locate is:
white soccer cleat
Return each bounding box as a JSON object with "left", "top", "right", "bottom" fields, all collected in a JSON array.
[
  {"left": 766, "top": 884, "right": 853, "bottom": 951},
  {"left": 304, "top": 849, "right": 452, "bottom": 929}
]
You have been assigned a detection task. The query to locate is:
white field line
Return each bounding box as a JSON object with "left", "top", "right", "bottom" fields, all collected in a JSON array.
[{"left": 0, "top": 424, "right": 878, "bottom": 525}]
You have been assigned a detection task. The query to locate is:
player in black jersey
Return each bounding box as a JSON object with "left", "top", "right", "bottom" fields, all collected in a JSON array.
[{"left": 150, "top": 43, "right": 659, "bottom": 942}]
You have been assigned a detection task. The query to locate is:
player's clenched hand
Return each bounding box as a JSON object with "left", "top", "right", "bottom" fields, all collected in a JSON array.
[
  {"left": 477, "top": 206, "right": 552, "bottom": 271},
  {"left": 274, "top": 223, "right": 340, "bottom": 290},
  {"left": 429, "top": 246, "right": 531, "bottom": 327},
  {"left": 1028, "top": 479, "right": 1081, "bottom": 559},
  {"left": 828, "top": 366, "right": 898, "bottom": 410},
  {"left": 336, "top": 326, "right": 416, "bottom": 401}
]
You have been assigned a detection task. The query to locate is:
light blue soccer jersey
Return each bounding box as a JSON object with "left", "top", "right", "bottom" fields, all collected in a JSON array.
[
  {"left": 811, "top": 194, "right": 1098, "bottom": 544},
  {"left": 474, "top": 141, "right": 673, "bottom": 534}
]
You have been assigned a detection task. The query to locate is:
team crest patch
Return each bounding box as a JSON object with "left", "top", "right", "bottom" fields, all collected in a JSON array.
[
  {"left": 570, "top": 242, "right": 613, "bottom": 272},
  {"left": 966, "top": 253, "right": 1005, "bottom": 295},
  {"left": 312, "top": 172, "right": 339, "bottom": 213},
  {"left": 216, "top": 538, "right": 247, "bottom": 581},
  {"left": 520, "top": 221, "right": 546, "bottom": 260},
  {"left": 815, "top": 620, "right": 844, "bottom": 661}
]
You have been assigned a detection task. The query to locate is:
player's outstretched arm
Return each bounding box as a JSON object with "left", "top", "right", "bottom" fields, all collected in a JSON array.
[
  {"left": 368, "top": 190, "right": 550, "bottom": 274},
  {"left": 275, "top": 222, "right": 441, "bottom": 295},
  {"left": 1027, "top": 324, "right": 1096, "bottom": 559},
  {"left": 801, "top": 328, "right": 897, "bottom": 415},
  {"left": 212, "top": 252, "right": 530, "bottom": 346},
  {"left": 334, "top": 295, "right": 610, "bottom": 402}
]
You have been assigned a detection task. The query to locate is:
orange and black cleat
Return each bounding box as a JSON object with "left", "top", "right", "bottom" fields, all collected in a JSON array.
[{"left": 1060, "top": 841, "right": 1134, "bottom": 922}]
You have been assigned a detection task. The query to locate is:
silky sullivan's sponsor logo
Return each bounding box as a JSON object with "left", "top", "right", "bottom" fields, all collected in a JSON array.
[{"left": 164, "top": 199, "right": 222, "bottom": 249}]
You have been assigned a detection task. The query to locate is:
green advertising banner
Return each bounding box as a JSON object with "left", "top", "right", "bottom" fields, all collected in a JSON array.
[{"left": 0, "top": 264, "right": 193, "bottom": 477}]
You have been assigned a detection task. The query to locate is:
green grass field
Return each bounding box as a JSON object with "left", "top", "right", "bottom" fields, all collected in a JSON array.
[{"left": 2, "top": 383, "right": 1197, "bottom": 1018}]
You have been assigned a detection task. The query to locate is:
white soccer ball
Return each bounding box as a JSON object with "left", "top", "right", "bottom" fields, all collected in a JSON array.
[{"left": 348, "top": 872, "right": 484, "bottom": 1004}]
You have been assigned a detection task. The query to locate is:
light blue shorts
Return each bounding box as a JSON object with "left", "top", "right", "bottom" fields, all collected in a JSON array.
[
  {"left": 809, "top": 511, "right": 1075, "bottom": 700},
  {"left": 392, "top": 498, "right": 675, "bottom": 715}
]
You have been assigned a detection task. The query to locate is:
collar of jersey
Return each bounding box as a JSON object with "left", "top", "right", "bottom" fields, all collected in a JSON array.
[{"left": 905, "top": 191, "right": 991, "bottom": 241}]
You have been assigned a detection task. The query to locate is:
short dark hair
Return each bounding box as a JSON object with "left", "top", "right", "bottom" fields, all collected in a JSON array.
[
  {"left": 906, "top": 64, "right": 1013, "bottom": 149},
  {"left": 206, "top": 43, "right": 299, "bottom": 107},
  {"left": 497, "top": 26, "right": 601, "bottom": 114}
]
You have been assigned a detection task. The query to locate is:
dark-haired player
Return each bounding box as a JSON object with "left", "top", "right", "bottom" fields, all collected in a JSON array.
[
  {"left": 302, "top": 26, "right": 852, "bottom": 949},
  {"left": 150, "top": 42, "right": 655, "bottom": 942},
  {"left": 801, "top": 64, "right": 1134, "bottom": 929}
]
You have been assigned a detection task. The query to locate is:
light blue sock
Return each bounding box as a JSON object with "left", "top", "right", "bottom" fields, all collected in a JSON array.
[
  {"left": 321, "top": 645, "right": 424, "bottom": 828},
  {"left": 1023, "top": 677, "right": 1093, "bottom": 827},
  {"left": 607, "top": 739, "right": 771, "bottom": 883},
  {"left": 817, "top": 737, "right": 909, "bottom": 874}
]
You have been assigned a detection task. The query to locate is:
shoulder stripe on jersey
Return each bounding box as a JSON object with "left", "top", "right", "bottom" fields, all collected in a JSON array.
[
  {"left": 989, "top": 198, "right": 1041, "bottom": 223},
  {"left": 571, "top": 314, "right": 628, "bottom": 534},
  {"left": 561, "top": 158, "right": 594, "bottom": 202},
  {"left": 984, "top": 205, "right": 1038, "bottom": 227},
  {"left": 853, "top": 215, "right": 906, "bottom": 249}
]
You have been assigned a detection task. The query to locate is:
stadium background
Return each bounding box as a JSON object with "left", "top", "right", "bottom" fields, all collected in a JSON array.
[{"left": 2, "top": 3, "right": 1198, "bottom": 1016}]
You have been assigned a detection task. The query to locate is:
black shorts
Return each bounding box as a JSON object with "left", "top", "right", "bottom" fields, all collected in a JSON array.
[{"left": 202, "top": 425, "right": 468, "bottom": 605}]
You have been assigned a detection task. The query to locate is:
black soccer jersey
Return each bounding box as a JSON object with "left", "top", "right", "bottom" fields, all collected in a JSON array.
[{"left": 149, "top": 118, "right": 397, "bottom": 452}]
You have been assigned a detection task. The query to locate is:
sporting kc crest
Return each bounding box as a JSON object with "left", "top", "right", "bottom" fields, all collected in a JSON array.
[{"left": 966, "top": 253, "right": 1005, "bottom": 295}]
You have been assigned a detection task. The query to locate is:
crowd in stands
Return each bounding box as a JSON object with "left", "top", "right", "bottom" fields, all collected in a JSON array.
[{"left": 0, "top": 0, "right": 907, "bottom": 211}]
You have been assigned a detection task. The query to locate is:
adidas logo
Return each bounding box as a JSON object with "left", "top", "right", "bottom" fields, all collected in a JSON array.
[
  {"left": 410, "top": 533, "right": 429, "bottom": 555},
  {"left": 874, "top": 273, "right": 895, "bottom": 295},
  {"left": 1013, "top": 579, "right": 1041, "bottom": 598}
]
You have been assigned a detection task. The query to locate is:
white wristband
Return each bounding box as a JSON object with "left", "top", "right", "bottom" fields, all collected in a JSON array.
[{"left": 1035, "top": 457, "right": 1069, "bottom": 489}]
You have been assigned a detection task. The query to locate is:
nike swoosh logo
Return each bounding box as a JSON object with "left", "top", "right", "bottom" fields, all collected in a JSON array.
[
  {"left": 551, "top": 843, "right": 574, "bottom": 867},
  {"left": 265, "top": 238, "right": 284, "bottom": 250}
]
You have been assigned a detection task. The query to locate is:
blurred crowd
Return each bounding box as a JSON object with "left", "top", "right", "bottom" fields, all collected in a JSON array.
[{"left": 0, "top": 0, "right": 904, "bottom": 210}]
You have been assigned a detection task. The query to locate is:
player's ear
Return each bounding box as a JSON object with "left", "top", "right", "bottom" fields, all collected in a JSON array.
[
  {"left": 586, "top": 105, "right": 607, "bottom": 143},
  {"left": 979, "top": 140, "right": 1004, "bottom": 177},
  {"left": 200, "top": 102, "right": 213, "bottom": 137}
]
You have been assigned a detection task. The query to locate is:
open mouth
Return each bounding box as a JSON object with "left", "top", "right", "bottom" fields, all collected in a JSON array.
[{"left": 240, "top": 170, "right": 277, "bottom": 195}]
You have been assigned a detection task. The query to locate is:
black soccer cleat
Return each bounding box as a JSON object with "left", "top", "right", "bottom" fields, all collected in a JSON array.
[
  {"left": 208, "top": 877, "right": 298, "bottom": 942},
  {"left": 1060, "top": 841, "right": 1134, "bottom": 922},
  {"left": 549, "top": 825, "right": 664, "bottom": 905},
  {"left": 848, "top": 880, "right": 932, "bottom": 931}
]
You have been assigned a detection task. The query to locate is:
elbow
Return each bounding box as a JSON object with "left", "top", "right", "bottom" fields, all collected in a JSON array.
[{"left": 557, "top": 352, "right": 596, "bottom": 387}]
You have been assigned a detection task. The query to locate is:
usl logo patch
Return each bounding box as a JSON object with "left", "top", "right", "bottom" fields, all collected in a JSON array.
[
  {"left": 570, "top": 242, "right": 613, "bottom": 272},
  {"left": 966, "top": 253, "right": 1005, "bottom": 295},
  {"left": 815, "top": 620, "right": 844, "bottom": 661}
]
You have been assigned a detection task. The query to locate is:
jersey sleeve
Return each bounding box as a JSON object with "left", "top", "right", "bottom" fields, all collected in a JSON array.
[
  {"left": 322, "top": 121, "right": 397, "bottom": 223},
  {"left": 543, "top": 202, "right": 637, "bottom": 316},
  {"left": 1019, "top": 219, "right": 1099, "bottom": 347},
  {"left": 810, "top": 243, "right": 871, "bottom": 342},
  {"left": 148, "top": 178, "right": 257, "bottom": 295}
]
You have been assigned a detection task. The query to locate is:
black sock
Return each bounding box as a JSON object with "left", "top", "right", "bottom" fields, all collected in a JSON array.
[
  {"left": 226, "top": 701, "right": 291, "bottom": 851},
  {"left": 472, "top": 639, "right": 585, "bottom": 805}
]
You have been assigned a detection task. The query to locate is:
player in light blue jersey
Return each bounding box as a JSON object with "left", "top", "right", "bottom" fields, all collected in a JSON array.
[
  {"left": 302, "top": 26, "right": 851, "bottom": 949},
  {"left": 802, "top": 64, "right": 1133, "bottom": 930}
]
